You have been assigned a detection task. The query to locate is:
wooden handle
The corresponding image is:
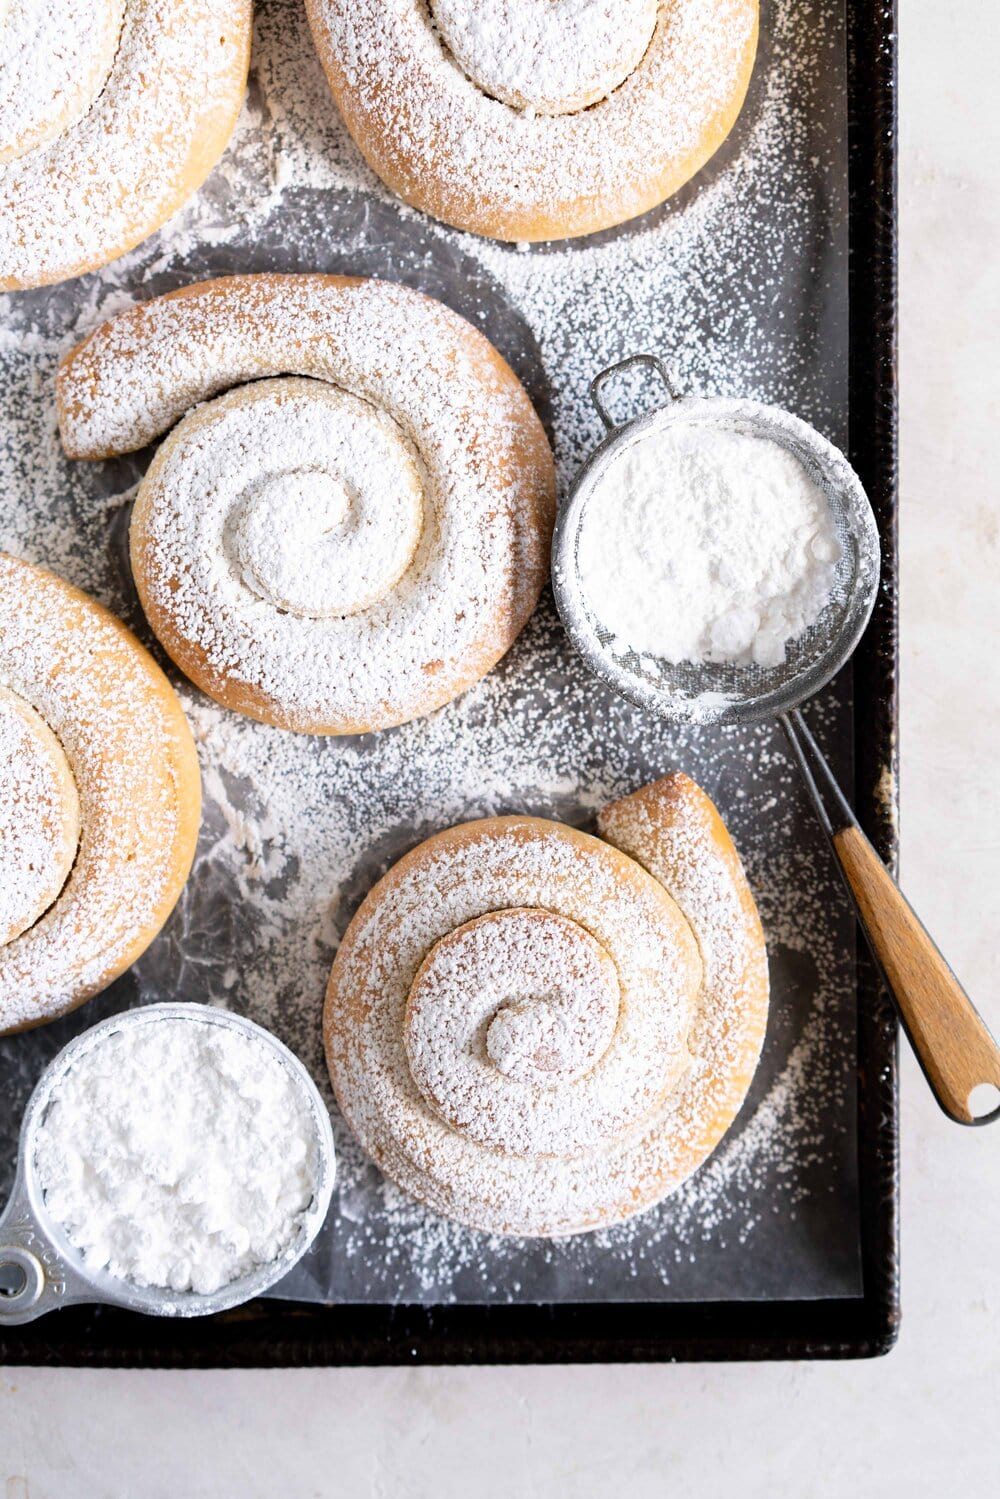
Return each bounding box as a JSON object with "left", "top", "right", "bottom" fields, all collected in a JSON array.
[{"left": 833, "top": 823, "right": 1000, "bottom": 1123}]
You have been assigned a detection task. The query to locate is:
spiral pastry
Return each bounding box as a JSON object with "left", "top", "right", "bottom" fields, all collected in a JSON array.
[
  {"left": 325, "top": 772, "right": 769, "bottom": 1235},
  {"left": 0, "top": 555, "right": 201, "bottom": 1035},
  {"left": 57, "top": 274, "right": 556, "bottom": 736},
  {"left": 0, "top": 0, "right": 250, "bottom": 291},
  {"left": 304, "top": 0, "right": 758, "bottom": 242}
]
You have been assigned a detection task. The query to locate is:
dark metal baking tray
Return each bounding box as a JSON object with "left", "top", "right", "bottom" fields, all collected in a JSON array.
[{"left": 0, "top": 0, "right": 898, "bottom": 1365}]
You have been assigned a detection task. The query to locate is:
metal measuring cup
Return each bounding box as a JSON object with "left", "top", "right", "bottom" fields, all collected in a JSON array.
[
  {"left": 0, "top": 1004, "right": 336, "bottom": 1325},
  {"left": 553, "top": 354, "right": 1000, "bottom": 1126}
]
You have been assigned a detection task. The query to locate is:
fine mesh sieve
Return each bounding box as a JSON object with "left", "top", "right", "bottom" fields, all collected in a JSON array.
[
  {"left": 0, "top": 1004, "right": 336, "bottom": 1325},
  {"left": 552, "top": 355, "right": 881, "bottom": 728},
  {"left": 553, "top": 355, "right": 1000, "bottom": 1127}
]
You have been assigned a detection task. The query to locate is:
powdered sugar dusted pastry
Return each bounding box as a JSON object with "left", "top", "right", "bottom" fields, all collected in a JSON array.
[
  {"left": 0, "top": 685, "right": 80, "bottom": 949},
  {"left": 0, "top": 0, "right": 251, "bottom": 291},
  {"left": 325, "top": 772, "right": 769, "bottom": 1235},
  {"left": 0, "top": 555, "right": 201, "bottom": 1035},
  {"left": 56, "top": 274, "right": 556, "bottom": 736},
  {"left": 304, "top": 0, "right": 758, "bottom": 241}
]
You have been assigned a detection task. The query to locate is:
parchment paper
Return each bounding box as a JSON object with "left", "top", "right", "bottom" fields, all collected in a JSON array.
[{"left": 0, "top": 0, "right": 861, "bottom": 1304}]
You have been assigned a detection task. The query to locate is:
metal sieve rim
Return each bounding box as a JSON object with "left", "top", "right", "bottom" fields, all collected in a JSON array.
[
  {"left": 552, "top": 383, "right": 882, "bottom": 728},
  {"left": 13, "top": 1003, "right": 336, "bottom": 1320}
]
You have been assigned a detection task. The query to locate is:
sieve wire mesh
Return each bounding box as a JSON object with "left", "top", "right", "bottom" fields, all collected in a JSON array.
[{"left": 552, "top": 387, "right": 881, "bottom": 728}]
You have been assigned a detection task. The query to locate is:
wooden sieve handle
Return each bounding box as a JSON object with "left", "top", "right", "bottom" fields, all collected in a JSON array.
[
  {"left": 781, "top": 710, "right": 1000, "bottom": 1125},
  {"left": 833, "top": 822, "right": 1000, "bottom": 1123}
]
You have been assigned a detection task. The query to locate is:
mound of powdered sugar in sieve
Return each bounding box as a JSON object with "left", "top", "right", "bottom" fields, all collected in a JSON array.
[{"left": 578, "top": 424, "right": 842, "bottom": 668}]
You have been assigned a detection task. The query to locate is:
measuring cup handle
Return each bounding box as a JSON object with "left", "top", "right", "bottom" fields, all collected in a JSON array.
[
  {"left": 589, "top": 354, "right": 678, "bottom": 432},
  {"left": 781, "top": 709, "right": 1000, "bottom": 1125},
  {"left": 0, "top": 1178, "right": 87, "bottom": 1324}
]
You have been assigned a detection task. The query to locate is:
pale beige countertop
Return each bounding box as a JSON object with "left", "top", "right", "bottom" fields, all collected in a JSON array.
[{"left": 1, "top": 3, "right": 997, "bottom": 1492}]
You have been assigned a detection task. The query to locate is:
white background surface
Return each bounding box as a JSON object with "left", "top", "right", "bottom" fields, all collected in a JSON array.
[{"left": 2, "top": 3, "right": 998, "bottom": 1492}]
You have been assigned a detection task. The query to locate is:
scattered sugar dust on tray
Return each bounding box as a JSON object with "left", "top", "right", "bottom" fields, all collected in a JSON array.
[{"left": 0, "top": 0, "right": 863, "bottom": 1303}]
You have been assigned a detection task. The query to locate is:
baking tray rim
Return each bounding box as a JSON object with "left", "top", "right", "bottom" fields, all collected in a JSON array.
[{"left": 0, "top": 0, "right": 900, "bottom": 1367}]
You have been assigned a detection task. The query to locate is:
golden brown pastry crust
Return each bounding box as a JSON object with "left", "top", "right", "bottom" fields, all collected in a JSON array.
[
  {"left": 304, "top": 0, "right": 758, "bottom": 242},
  {"left": 325, "top": 773, "right": 769, "bottom": 1235},
  {"left": 57, "top": 274, "right": 556, "bottom": 736},
  {"left": 0, "top": 684, "right": 80, "bottom": 946},
  {"left": 598, "top": 772, "right": 770, "bottom": 1177},
  {"left": 0, "top": 0, "right": 251, "bottom": 292},
  {"left": 0, "top": 555, "right": 201, "bottom": 1035}
]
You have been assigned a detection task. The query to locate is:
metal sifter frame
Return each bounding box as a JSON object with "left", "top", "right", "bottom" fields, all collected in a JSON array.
[
  {"left": 552, "top": 354, "right": 882, "bottom": 728},
  {"left": 0, "top": 0, "right": 904, "bottom": 1367}
]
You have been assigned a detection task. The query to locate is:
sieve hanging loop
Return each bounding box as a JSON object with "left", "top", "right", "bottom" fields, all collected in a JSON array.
[{"left": 589, "top": 354, "right": 678, "bottom": 432}]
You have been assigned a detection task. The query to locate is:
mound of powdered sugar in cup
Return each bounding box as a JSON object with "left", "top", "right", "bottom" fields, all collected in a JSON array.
[
  {"left": 577, "top": 423, "right": 842, "bottom": 668},
  {"left": 33, "top": 1016, "right": 322, "bottom": 1295}
]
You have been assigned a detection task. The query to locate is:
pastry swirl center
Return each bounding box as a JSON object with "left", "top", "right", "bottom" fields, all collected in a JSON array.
[
  {"left": 214, "top": 377, "right": 425, "bottom": 620},
  {"left": 233, "top": 469, "right": 370, "bottom": 617},
  {"left": 404, "top": 907, "right": 623, "bottom": 1156},
  {"left": 429, "top": 0, "right": 658, "bottom": 115},
  {"left": 0, "top": 686, "right": 80, "bottom": 947}
]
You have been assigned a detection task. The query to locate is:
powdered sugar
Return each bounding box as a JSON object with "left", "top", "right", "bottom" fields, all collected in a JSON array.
[
  {"left": 421, "top": 908, "right": 622, "bottom": 1091},
  {"left": 33, "top": 1014, "right": 320, "bottom": 1294},
  {"left": 0, "top": 0, "right": 124, "bottom": 166},
  {"left": 0, "top": 0, "right": 863, "bottom": 1302},
  {"left": 305, "top": 0, "right": 756, "bottom": 238},
  {"left": 0, "top": 0, "right": 249, "bottom": 289},
  {"left": 428, "top": 0, "right": 658, "bottom": 115},
  {"left": 578, "top": 422, "right": 842, "bottom": 667},
  {"left": 0, "top": 686, "right": 79, "bottom": 947},
  {"left": 225, "top": 385, "right": 423, "bottom": 619}
]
